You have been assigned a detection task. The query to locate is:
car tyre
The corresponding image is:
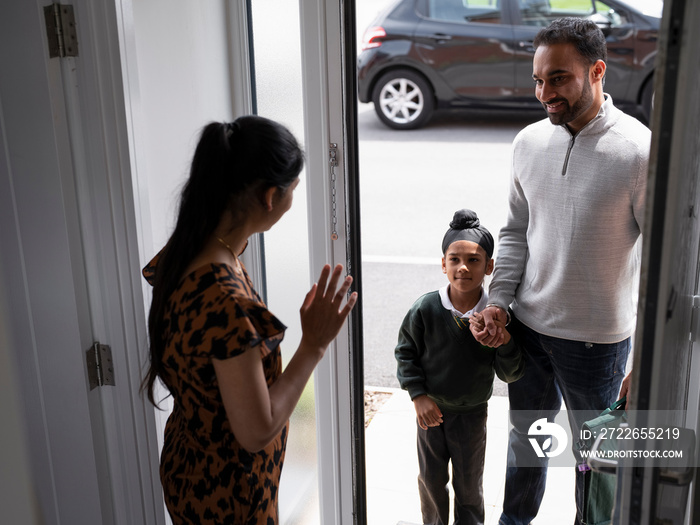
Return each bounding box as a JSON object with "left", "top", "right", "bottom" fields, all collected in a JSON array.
[{"left": 371, "top": 69, "right": 434, "bottom": 130}]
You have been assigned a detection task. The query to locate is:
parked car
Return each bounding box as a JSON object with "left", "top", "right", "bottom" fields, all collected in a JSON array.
[{"left": 357, "top": 0, "right": 662, "bottom": 129}]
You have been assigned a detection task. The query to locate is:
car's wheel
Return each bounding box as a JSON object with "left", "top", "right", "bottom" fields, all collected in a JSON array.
[
  {"left": 371, "top": 69, "right": 434, "bottom": 130},
  {"left": 641, "top": 76, "right": 654, "bottom": 126}
]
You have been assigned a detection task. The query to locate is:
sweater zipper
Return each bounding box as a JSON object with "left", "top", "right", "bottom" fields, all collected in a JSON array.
[
  {"left": 561, "top": 109, "right": 602, "bottom": 175},
  {"left": 562, "top": 135, "right": 576, "bottom": 176}
]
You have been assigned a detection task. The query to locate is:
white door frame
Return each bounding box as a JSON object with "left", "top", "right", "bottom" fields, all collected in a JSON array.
[
  {"left": 299, "top": 0, "right": 365, "bottom": 523},
  {"left": 616, "top": 0, "right": 700, "bottom": 522},
  {"left": 54, "top": 1, "right": 165, "bottom": 522},
  {"left": 1, "top": 0, "right": 164, "bottom": 523}
]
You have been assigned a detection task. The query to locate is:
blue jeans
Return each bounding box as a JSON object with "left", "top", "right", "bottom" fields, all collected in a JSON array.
[
  {"left": 499, "top": 316, "right": 630, "bottom": 525},
  {"left": 417, "top": 406, "right": 488, "bottom": 525}
]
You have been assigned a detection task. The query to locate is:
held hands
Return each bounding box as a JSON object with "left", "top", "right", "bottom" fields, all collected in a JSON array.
[
  {"left": 470, "top": 306, "right": 508, "bottom": 347},
  {"left": 413, "top": 395, "right": 443, "bottom": 430},
  {"left": 299, "top": 264, "right": 358, "bottom": 354}
]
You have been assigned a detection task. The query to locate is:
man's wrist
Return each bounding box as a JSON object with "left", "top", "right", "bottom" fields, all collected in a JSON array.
[{"left": 485, "top": 303, "right": 511, "bottom": 326}]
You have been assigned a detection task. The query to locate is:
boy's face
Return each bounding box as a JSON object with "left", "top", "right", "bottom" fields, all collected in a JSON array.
[{"left": 441, "top": 240, "right": 493, "bottom": 296}]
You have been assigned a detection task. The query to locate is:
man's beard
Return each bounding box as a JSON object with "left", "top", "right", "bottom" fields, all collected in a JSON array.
[{"left": 543, "top": 76, "right": 594, "bottom": 126}]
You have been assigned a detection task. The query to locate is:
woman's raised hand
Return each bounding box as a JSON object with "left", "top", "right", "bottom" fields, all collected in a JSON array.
[{"left": 299, "top": 264, "right": 358, "bottom": 352}]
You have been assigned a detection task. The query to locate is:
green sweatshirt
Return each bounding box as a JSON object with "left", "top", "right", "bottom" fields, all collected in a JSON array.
[{"left": 395, "top": 291, "right": 524, "bottom": 413}]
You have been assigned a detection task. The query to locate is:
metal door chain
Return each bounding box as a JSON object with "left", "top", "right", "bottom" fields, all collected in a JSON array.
[{"left": 329, "top": 143, "right": 339, "bottom": 241}]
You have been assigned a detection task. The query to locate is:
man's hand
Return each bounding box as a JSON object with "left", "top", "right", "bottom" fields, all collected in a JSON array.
[
  {"left": 469, "top": 311, "right": 510, "bottom": 345},
  {"left": 471, "top": 305, "right": 507, "bottom": 347},
  {"left": 619, "top": 370, "right": 632, "bottom": 403},
  {"left": 413, "top": 395, "right": 443, "bottom": 430}
]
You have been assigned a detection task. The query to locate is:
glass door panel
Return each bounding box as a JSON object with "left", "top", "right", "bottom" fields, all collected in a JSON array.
[{"left": 249, "top": 2, "right": 319, "bottom": 523}]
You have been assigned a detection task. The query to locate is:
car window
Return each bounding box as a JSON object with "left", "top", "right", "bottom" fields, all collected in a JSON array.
[
  {"left": 616, "top": 0, "right": 662, "bottom": 18},
  {"left": 517, "top": 0, "right": 627, "bottom": 28},
  {"left": 427, "top": 0, "right": 504, "bottom": 24}
]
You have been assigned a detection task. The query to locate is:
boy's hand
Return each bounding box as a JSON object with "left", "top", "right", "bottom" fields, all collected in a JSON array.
[
  {"left": 470, "top": 311, "right": 510, "bottom": 345},
  {"left": 472, "top": 306, "right": 507, "bottom": 347},
  {"left": 469, "top": 311, "right": 486, "bottom": 332},
  {"left": 413, "top": 395, "right": 443, "bottom": 430}
]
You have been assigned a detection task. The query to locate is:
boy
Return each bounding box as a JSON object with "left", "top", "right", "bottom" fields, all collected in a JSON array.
[{"left": 395, "top": 209, "right": 524, "bottom": 525}]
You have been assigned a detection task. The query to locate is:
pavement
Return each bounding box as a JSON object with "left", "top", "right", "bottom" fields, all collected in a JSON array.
[{"left": 364, "top": 388, "right": 576, "bottom": 525}]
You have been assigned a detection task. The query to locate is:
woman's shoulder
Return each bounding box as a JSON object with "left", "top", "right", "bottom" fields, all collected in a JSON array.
[
  {"left": 174, "top": 264, "right": 286, "bottom": 355},
  {"left": 196, "top": 264, "right": 287, "bottom": 338},
  {"left": 178, "top": 262, "right": 256, "bottom": 305},
  {"left": 145, "top": 254, "right": 286, "bottom": 338},
  {"left": 142, "top": 248, "right": 249, "bottom": 293}
]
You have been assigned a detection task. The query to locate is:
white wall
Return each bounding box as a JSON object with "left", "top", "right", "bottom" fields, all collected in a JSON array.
[
  {"left": 128, "top": 1, "right": 236, "bottom": 258},
  {"left": 0, "top": 264, "right": 41, "bottom": 524}
]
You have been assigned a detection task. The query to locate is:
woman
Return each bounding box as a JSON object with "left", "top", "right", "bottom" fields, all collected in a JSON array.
[{"left": 142, "top": 116, "right": 357, "bottom": 524}]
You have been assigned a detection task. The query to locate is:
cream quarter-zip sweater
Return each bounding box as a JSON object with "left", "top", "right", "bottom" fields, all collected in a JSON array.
[{"left": 489, "top": 96, "right": 651, "bottom": 343}]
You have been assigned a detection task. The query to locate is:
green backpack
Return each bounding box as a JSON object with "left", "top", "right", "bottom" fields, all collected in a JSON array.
[{"left": 576, "top": 397, "right": 627, "bottom": 525}]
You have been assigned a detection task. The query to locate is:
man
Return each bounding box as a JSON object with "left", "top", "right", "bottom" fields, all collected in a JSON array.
[{"left": 472, "top": 17, "right": 650, "bottom": 525}]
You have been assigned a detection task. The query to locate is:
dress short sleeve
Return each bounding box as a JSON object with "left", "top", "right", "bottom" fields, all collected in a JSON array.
[{"left": 208, "top": 295, "right": 287, "bottom": 360}]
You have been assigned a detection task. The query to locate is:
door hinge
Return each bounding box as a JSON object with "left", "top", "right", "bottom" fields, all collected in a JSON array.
[
  {"left": 44, "top": 4, "right": 79, "bottom": 58},
  {"left": 86, "top": 343, "right": 115, "bottom": 390}
]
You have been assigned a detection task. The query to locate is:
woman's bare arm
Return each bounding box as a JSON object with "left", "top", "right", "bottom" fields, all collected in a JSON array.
[{"left": 213, "top": 264, "right": 357, "bottom": 452}]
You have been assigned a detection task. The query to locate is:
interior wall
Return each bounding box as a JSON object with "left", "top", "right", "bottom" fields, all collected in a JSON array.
[
  {"left": 0, "top": 257, "right": 41, "bottom": 523},
  {"left": 128, "top": 0, "right": 236, "bottom": 260},
  {"left": 0, "top": 2, "right": 110, "bottom": 522},
  {"left": 0, "top": 75, "right": 41, "bottom": 525}
]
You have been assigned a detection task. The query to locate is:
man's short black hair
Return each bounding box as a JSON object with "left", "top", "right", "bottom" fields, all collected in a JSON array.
[{"left": 533, "top": 17, "right": 607, "bottom": 66}]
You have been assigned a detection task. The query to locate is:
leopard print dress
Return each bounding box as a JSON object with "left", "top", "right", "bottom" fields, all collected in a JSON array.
[{"left": 144, "top": 256, "right": 289, "bottom": 524}]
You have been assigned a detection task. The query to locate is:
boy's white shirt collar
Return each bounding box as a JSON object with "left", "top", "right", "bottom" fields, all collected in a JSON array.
[{"left": 439, "top": 285, "right": 488, "bottom": 318}]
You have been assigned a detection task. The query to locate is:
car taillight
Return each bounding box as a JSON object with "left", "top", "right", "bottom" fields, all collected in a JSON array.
[{"left": 362, "top": 26, "right": 386, "bottom": 51}]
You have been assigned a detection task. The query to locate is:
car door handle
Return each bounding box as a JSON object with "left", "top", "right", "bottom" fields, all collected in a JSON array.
[
  {"left": 518, "top": 41, "right": 535, "bottom": 52},
  {"left": 429, "top": 33, "right": 452, "bottom": 42}
]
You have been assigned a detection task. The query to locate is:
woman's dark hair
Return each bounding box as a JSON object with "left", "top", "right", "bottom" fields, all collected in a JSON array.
[
  {"left": 534, "top": 17, "right": 607, "bottom": 67},
  {"left": 142, "top": 115, "right": 304, "bottom": 405}
]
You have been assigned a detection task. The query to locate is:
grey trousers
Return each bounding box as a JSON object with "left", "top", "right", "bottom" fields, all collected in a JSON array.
[{"left": 416, "top": 406, "right": 487, "bottom": 525}]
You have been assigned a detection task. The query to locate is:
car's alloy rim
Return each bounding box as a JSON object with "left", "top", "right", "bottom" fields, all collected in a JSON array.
[{"left": 378, "top": 78, "right": 424, "bottom": 124}]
